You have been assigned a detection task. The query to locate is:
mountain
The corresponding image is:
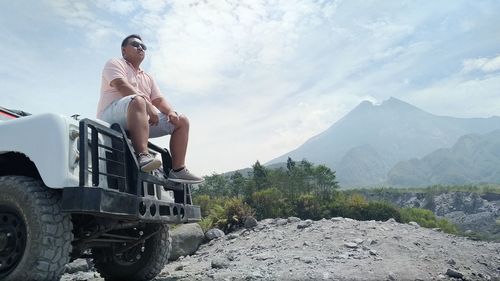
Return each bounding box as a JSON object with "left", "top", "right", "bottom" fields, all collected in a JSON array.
[
  {"left": 387, "top": 130, "right": 500, "bottom": 187},
  {"left": 266, "top": 97, "right": 500, "bottom": 187}
]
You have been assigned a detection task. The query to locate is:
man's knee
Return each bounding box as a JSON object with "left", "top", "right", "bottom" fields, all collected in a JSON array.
[
  {"left": 179, "top": 115, "right": 190, "bottom": 128},
  {"left": 128, "top": 96, "right": 147, "bottom": 112}
]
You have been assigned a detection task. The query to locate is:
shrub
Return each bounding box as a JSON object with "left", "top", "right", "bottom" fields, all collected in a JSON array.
[
  {"left": 400, "top": 208, "right": 458, "bottom": 234},
  {"left": 198, "top": 217, "right": 215, "bottom": 233},
  {"left": 342, "top": 193, "right": 369, "bottom": 220},
  {"left": 251, "top": 187, "right": 292, "bottom": 220},
  {"left": 216, "top": 198, "right": 255, "bottom": 233},
  {"left": 327, "top": 193, "right": 401, "bottom": 222},
  {"left": 193, "top": 196, "right": 255, "bottom": 233},
  {"left": 193, "top": 194, "right": 215, "bottom": 217},
  {"left": 294, "top": 193, "right": 326, "bottom": 220},
  {"left": 361, "top": 201, "right": 401, "bottom": 222}
]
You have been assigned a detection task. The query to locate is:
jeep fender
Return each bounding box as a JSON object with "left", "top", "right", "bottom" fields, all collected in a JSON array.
[{"left": 0, "top": 113, "right": 79, "bottom": 188}]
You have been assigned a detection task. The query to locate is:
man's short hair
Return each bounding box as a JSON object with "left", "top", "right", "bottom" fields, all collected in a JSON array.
[{"left": 121, "top": 34, "right": 142, "bottom": 48}]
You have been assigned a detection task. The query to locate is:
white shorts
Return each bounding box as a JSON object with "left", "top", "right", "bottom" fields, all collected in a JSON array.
[{"left": 99, "top": 95, "right": 176, "bottom": 138}]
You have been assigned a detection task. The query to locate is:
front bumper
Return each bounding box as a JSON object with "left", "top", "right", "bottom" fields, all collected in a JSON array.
[{"left": 62, "top": 187, "right": 201, "bottom": 223}]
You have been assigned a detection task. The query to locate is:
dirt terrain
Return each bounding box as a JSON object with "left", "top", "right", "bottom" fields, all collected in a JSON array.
[{"left": 62, "top": 217, "right": 500, "bottom": 281}]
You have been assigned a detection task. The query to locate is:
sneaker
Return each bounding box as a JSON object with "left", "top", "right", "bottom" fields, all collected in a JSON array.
[
  {"left": 152, "top": 166, "right": 166, "bottom": 178},
  {"left": 137, "top": 153, "right": 162, "bottom": 172},
  {"left": 168, "top": 168, "right": 204, "bottom": 184}
]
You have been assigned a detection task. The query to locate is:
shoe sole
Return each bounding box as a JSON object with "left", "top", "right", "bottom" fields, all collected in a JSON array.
[
  {"left": 140, "top": 159, "right": 162, "bottom": 173},
  {"left": 168, "top": 177, "right": 204, "bottom": 184}
]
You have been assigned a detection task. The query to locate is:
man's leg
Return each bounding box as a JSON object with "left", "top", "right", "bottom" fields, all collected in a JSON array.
[
  {"left": 149, "top": 113, "right": 203, "bottom": 183},
  {"left": 127, "top": 97, "right": 149, "bottom": 154},
  {"left": 126, "top": 97, "right": 161, "bottom": 172},
  {"left": 170, "top": 115, "right": 189, "bottom": 170}
]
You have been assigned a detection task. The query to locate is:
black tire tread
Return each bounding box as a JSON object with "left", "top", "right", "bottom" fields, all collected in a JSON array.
[{"left": 0, "top": 176, "right": 73, "bottom": 281}]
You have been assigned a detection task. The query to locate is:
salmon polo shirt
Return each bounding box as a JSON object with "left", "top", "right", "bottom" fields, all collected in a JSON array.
[{"left": 97, "top": 58, "right": 162, "bottom": 118}]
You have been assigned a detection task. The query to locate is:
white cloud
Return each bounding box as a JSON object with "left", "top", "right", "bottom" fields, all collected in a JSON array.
[
  {"left": 139, "top": 0, "right": 167, "bottom": 12},
  {"left": 95, "top": 0, "right": 137, "bottom": 15},
  {"left": 47, "top": 0, "right": 122, "bottom": 48},
  {"left": 407, "top": 74, "right": 500, "bottom": 118},
  {"left": 150, "top": 0, "right": 338, "bottom": 94},
  {"left": 462, "top": 55, "right": 500, "bottom": 73}
]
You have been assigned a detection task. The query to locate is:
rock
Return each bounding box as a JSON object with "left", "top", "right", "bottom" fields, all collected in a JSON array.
[
  {"left": 226, "top": 233, "right": 239, "bottom": 240},
  {"left": 226, "top": 252, "right": 238, "bottom": 261},
  {"left": 331, "top": 217, "right": 343, "bottom": 222},
  {"left": 211, "top": 258, "right": 230, "bottom": 269},
  {"left": 244, "top": 216, "right": 258, "bottom": 228},
  {"left": 447, "top": 258, "right": 456, "bottom": 265},
  {"left": 276, "top": 218, "right": 288, "bottom": 226},
  {"left": 353, "top": 238, "right": 364, "bottom": 244},
  {"left": 446, "top": 268, "right": 464, "bottom": 278},
  {"left": 64, "top": 259, "right": 92, "bottom": 274},
  {"left": 253, "top": 253, "right": 274, "bottom": 260},
  {"left": 386, "top": 218, "right": 397, "bottom": 223},
  {"left": 344, "top": 242, "right": 358, "bottom": 248},
  {"left": 336, "top": 253, "right": 349, "bottom": 259},
  {"left": 288, "top": 216, "right": 301, "bottom": 223},
  {"left": 169, "top": 223, "right": 205, "bottom": 261},
  {"left": 261, "top": 218, "right": 274, "bottom": 225},
  {"left": 409, "top": 221, "right": 420, "bottom": 227},
  {"left": 297, "top": 219, "right": 313, "bottom": 229},
  {"left": 301, "top": 257, "right": 315, "bottom": 264},
  {"left": 205, "top": 228, "right": 225, "bottom": 241}
]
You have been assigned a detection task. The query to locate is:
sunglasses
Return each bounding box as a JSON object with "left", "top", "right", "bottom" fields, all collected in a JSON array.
[{"left": 129, "top": 41, "right": 147, "bottom": 51}]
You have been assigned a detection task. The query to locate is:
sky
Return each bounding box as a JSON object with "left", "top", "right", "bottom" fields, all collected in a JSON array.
[{"left": 1, "top": 0, "right": 500, "bottom": 176}]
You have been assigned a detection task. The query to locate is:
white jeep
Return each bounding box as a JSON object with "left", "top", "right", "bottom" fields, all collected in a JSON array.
[{"left": 0, "top": 106, "right": 201, "bottom": 281}]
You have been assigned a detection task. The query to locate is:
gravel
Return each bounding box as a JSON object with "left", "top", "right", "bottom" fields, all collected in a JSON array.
[{"left": 62, "top": 217, "right": 500, "bottom": 281}]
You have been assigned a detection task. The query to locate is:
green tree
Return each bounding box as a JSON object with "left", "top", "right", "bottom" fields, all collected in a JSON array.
[
  {"left": 312, "top": 164, "right": 339, "bottom": 200},
  {"left": 229, "top": 171, "right": 246, "bottom": 198},
  {"left": 252, "top": 161, "right": 269, "bottom": 191},
  {"left": 286, "top": 157, "right": 296, "bottom": 172},
  {"left": 196, "top": 173, "right": 229, "bottom": 197}
]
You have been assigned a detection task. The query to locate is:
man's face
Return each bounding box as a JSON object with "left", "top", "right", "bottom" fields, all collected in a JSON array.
[{"left": 122, "top": 38, "right": 146, "bottom": 63}]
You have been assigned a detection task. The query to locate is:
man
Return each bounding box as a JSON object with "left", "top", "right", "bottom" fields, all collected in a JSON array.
[{"left": 97, "top": 34, "right": 203, "bottom": 184}]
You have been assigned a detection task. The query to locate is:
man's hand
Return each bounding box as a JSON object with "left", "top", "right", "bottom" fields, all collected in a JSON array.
[
  {"left": 145, "top": 101, "right": 159, "bottom": 126},
  {"left": 167, "top": 111, "right": 180, "bottom": 125}
]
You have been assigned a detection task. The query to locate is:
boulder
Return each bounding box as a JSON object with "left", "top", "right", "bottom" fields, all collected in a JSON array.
[
  {"left": 244, "top": 216, "right": 258, "bottom": 228},
  {"left": 169, "top": 223, "right": 204, "bottom": 261},
  {"left": 205, "top": 228, "right": 225, "bottom": 241}
]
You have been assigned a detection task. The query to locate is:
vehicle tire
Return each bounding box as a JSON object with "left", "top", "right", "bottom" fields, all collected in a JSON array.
[
  {"left": 92, "top": 223, "right": 171, "bottom": 281},
  {"left": 0, "top": 176, "right": 73, "bottom": 281}
]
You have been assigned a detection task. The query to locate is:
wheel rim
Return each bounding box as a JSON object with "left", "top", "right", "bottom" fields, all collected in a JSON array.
[{"left": 0, "top": 208, "right": 27, "bottom": 277}]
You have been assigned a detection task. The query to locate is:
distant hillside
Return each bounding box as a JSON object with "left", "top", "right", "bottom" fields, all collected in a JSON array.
[
  {"left": 266, "top": 97, "right": 500, "bottom": 187},
  {"left": 387, "top": 130, "right": 500, "bottom": 187}
]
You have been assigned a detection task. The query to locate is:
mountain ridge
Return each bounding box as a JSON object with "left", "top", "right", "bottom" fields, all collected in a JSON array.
[{"left": 265, "top": 97, "right": 500, "bottom": 187}]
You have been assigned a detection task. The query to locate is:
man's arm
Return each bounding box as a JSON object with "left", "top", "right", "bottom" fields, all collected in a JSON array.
[
  {"left": 152, "top": 97, "right": 180, "bottom": 124},
  {"left": 110, "top": 78, "right": 149, "bottom": 100}
]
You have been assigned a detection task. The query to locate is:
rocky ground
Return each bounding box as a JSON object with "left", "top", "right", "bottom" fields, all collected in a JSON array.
[{"left": 62, "top": 217, "right": 500, "bottom": 281}]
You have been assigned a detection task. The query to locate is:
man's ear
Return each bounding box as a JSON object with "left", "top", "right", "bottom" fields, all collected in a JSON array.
[{"left": 121, "top": 47, "right": 126, "bottom": 57}]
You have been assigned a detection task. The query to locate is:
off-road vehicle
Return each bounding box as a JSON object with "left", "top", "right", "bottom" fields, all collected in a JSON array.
[{"left": 0, "top": 106, "right": 201, "bottom": 281}]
